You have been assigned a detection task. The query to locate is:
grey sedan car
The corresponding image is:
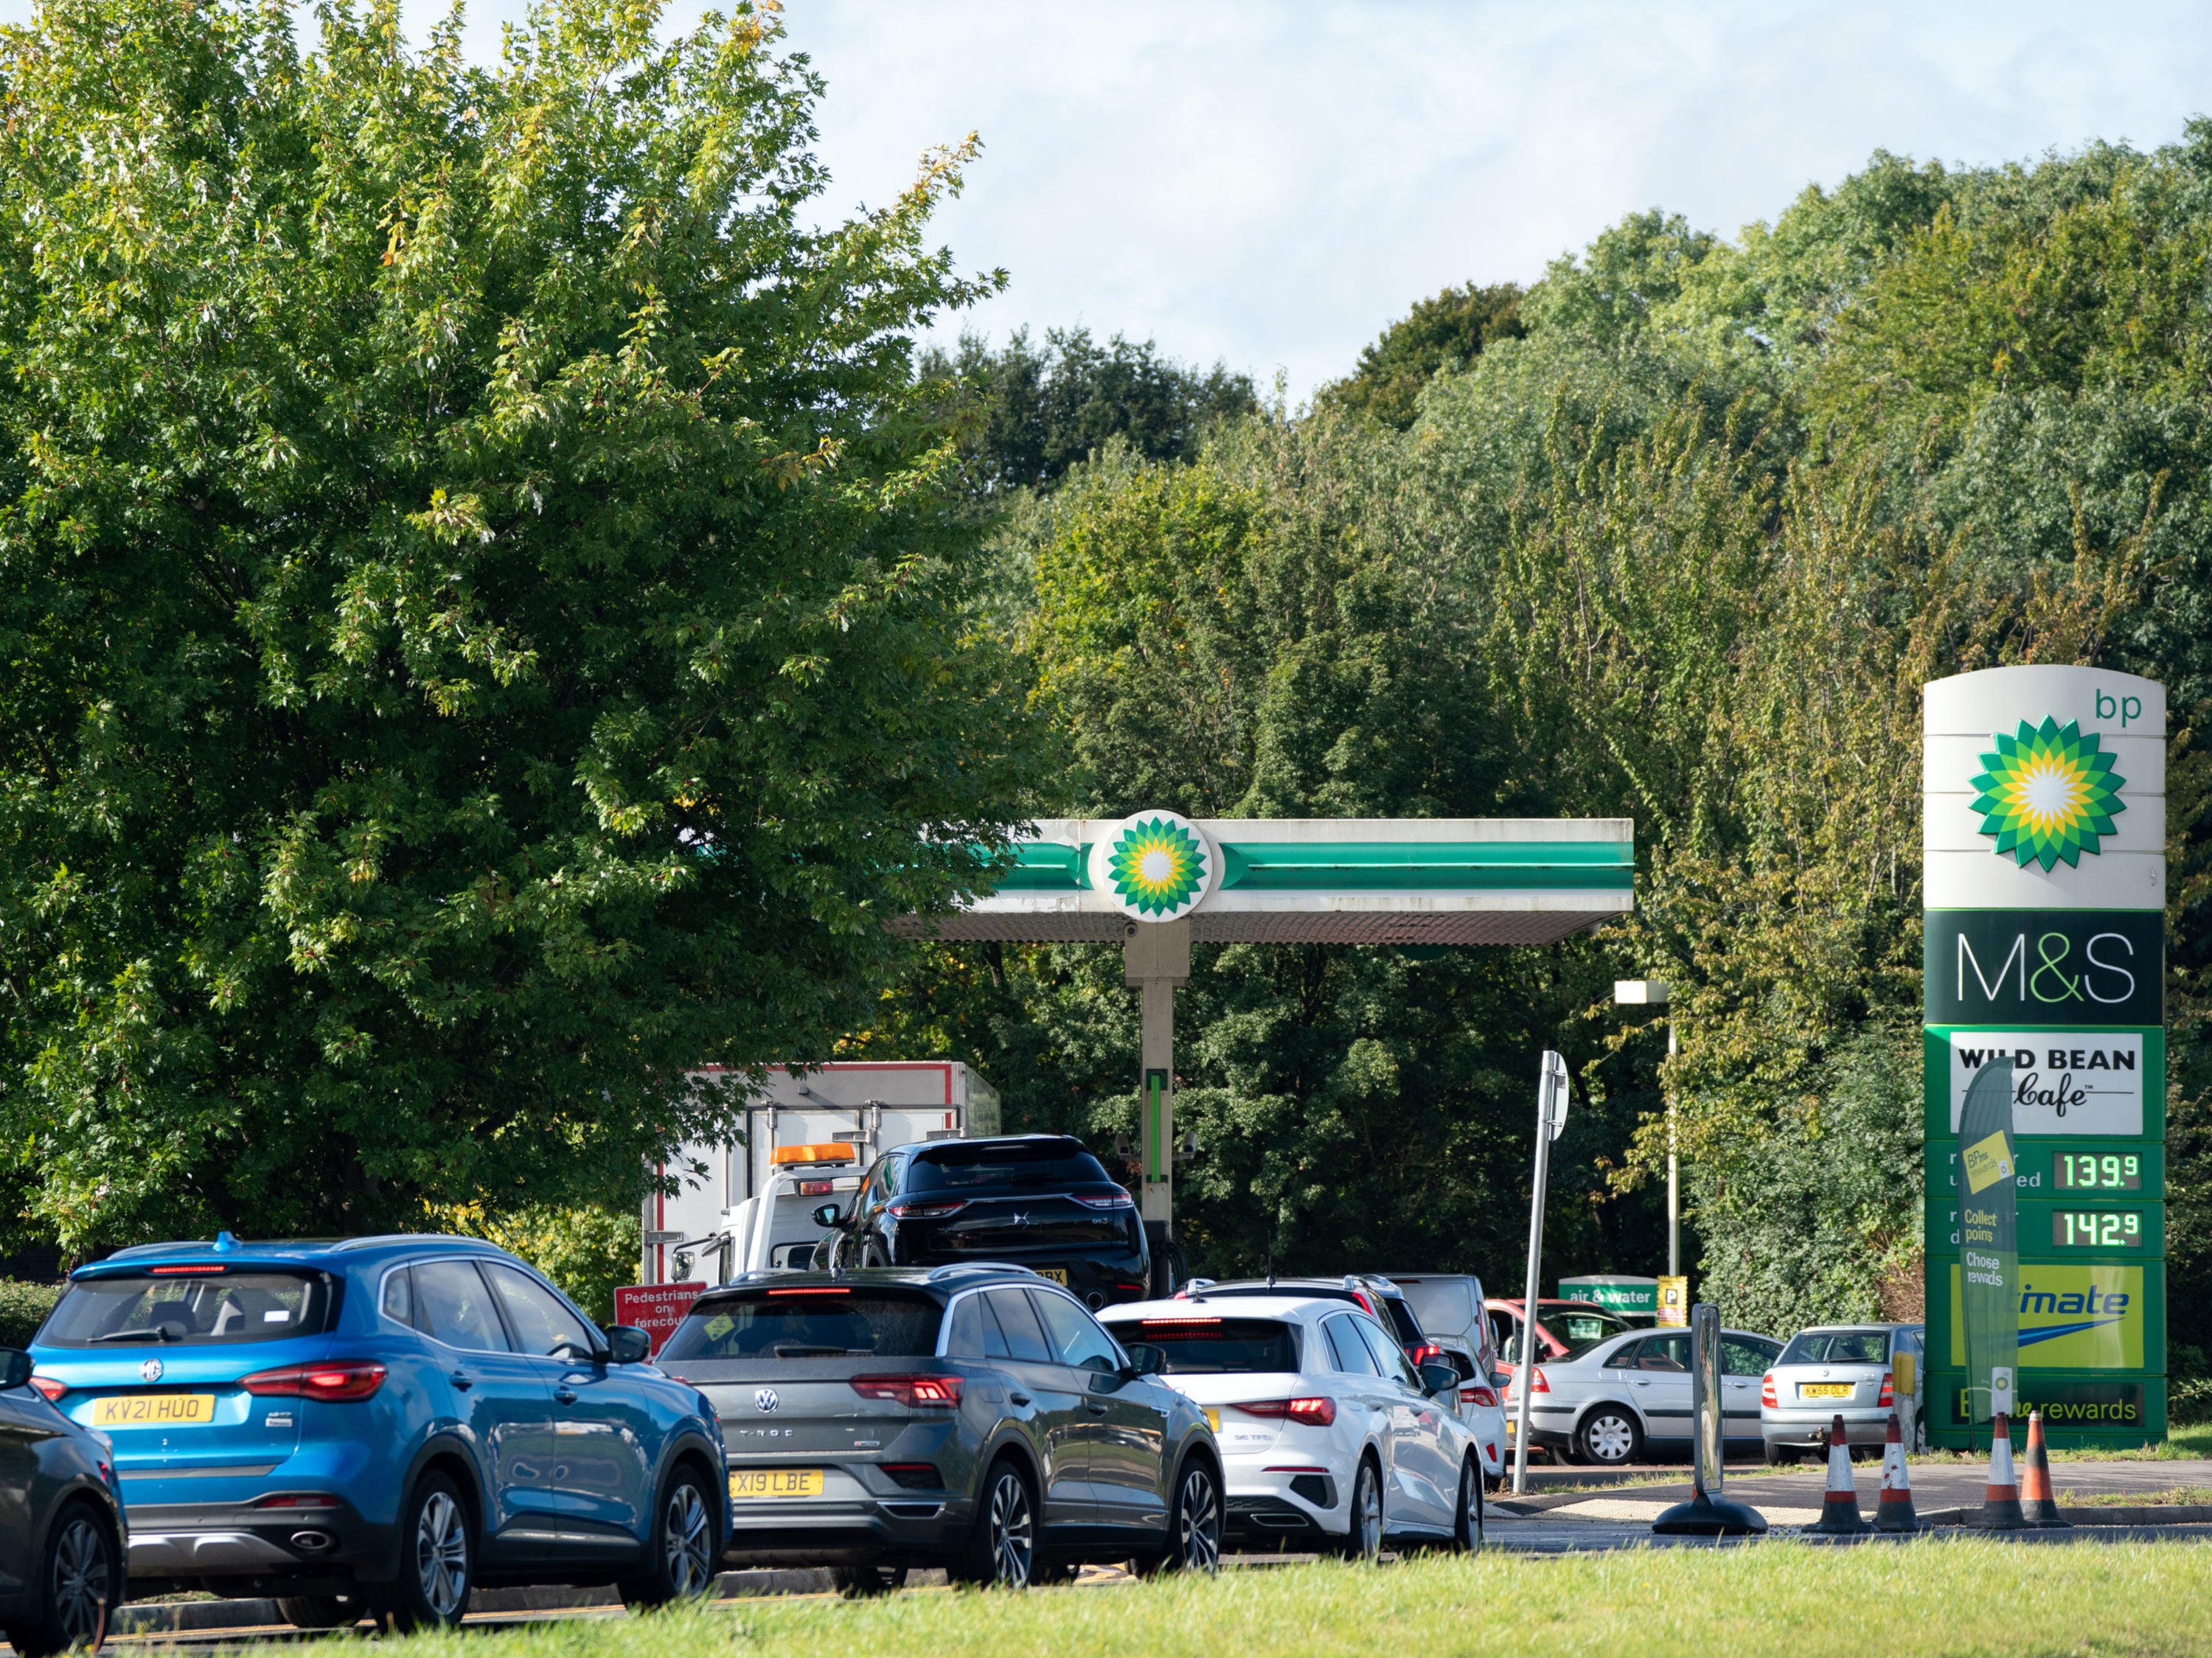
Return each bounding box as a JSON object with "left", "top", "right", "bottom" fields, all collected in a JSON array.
[
  {"left": 1761, "top": 1323, "right": 1925, "bottom": 1461},
  {"left": 655, "top": 1264, "right": 1222, "bottom": 1592},
  {"left": 1502, "top": 1326, "right": 1781, "bottom": 1467}
]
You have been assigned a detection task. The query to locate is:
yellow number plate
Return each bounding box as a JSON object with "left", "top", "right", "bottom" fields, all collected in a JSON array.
[
  {"left": 730, "top": 1469, "right": 824, "bottom": 1499},
  {"left": 91, "top": 1393, "right": 216, "bottom": 1428},
  {"left": 1035, "top": 1268, "right": 1068, "bottom": 1285},
  {"left": 1204, "top": 1408, "right": 1220, "bottom": 1432},
  {"left": 1799, "top": 1382, "right": 1854, "bottom": 1399}
]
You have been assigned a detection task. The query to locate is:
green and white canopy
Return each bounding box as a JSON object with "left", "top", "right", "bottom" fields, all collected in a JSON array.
[{"left": 919, "top": 814, "right": 1635, "bottom": 946}]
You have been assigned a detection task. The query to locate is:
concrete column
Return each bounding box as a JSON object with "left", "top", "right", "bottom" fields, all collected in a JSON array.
[{"left": 1124, "top": 921, "right": 1191, "bottom": 1242}]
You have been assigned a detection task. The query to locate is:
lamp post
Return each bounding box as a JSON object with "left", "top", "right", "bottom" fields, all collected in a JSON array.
[{"left": 1613, "top": 980, "right": 1677, "bottom": 1278}]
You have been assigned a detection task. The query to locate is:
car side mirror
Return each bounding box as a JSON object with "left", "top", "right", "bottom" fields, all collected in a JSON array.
[
  {"left": 605, "top": 1326, "right": 652, "bottom": 1365},
  {"left": 1419, "top": 1362, "right": 1460, "bottom": 1397},
  {"left": 0, "top": 1348, "right": 29, "bottom": 1390},
  {"left": 1121, "top": 1342, "right": 1168, "bottom": 1378},
  {"left": 811, "top": 1202, "right": 846, "bottom": 1230}
]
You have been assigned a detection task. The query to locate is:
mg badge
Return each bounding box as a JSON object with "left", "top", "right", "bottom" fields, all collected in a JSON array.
[
  {"left": 754, "top": 1387, "right": 779, "bottom": 1413},
  {"left": 140, "top": 1358, "right": 164, "bottom": 1383}
]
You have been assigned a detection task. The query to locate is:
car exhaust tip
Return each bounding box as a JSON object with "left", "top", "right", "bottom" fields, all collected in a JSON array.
[
  {"left": 1086, "top": 1292, "right": 1105, "bottom": 1310},
  {"left": 290, "top": 1530, "right": 335, "bottom": 1553}
]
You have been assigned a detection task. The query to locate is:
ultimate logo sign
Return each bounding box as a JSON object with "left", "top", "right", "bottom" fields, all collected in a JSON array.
[{"left": 1971, "top": 718, "right": 2126, "bottom": 870}]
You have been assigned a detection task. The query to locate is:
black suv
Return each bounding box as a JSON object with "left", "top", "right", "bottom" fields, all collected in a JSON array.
[
  {"left": 655, "top": 1265, "right": 1220, "bottom": 1591},
  {"left": 822, "top": 1137, "right": 1150, "bottom": 1310}
]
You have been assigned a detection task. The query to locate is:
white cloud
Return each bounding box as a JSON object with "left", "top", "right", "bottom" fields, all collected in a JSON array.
[{"left": 7, "top": 0, "right": 2208, "bottom": 396}]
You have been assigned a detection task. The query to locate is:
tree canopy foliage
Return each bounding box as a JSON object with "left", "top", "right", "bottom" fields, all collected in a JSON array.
[
  {"left": 0, "top": 0, "right": 1033, "bottom": 1249},
  {"left": 866, "top": 130, "right": 2212, "bottom": 1343},
  {"left": 926, "top": 327, "right": 1256, "bottom": 496}
]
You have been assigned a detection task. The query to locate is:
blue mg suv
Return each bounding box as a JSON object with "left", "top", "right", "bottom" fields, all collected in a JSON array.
[{"left": 28, "top": 1233, "right": 728, "bottom": 1631}]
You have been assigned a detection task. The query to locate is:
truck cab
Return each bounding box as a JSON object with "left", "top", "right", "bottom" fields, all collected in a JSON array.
[{"left": 699, "top": 1145, "right": 866, "bottom": 1281}]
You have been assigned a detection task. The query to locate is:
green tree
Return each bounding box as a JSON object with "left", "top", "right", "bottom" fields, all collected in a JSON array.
[
  {"left": 0, "top": 0, "right": 1037, "bottom": 1250},
  {"left": 1321, "top": 282, "right": 1525, "bottom": 430},
  {"left": 927, "top": 328, "right": 1256, "bottom": 495}
]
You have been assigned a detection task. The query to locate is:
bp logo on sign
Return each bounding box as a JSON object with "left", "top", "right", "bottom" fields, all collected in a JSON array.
[
  {"left": 1969, "top": 717, "right": 2126, "bottom": 870},
  {"left": 1091, "top": 811, "right": 1217, "bottom": 922}
]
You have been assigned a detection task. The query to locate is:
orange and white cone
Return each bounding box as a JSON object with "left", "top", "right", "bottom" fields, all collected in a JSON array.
[
  {"left": 1806, "top": 1413, "right": 1870, "bottom": 1534},
  {"left": 2020, "top": 1408, "right": 2070, "bottom": 1529},
  {"left": 1872, "top": 1411, "right": 1919, "bottom": 1533},
  {"left": 1975, "top": 1412, "right": 2025, "bottom": 1530}
]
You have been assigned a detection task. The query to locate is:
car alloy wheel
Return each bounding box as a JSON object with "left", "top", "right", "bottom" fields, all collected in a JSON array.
[
  {"left": 415, "top": 1487, "right": 470, "bottom": 1620},
  {"left": 662, "top": 1479, "right": 717, "bottom": 1598},
  {"left": 987, "top": 1466, "right": 1034, "bottom": 1587},
  {"left": 1172, "top": 1463, "right": 1221, "bottom": 1573},
  {"left": 49, "top": 1512, "right": 113, "bottom": 1651},
  {"left": 1455, "top": 1458, "right": 1484, "bottom": 1553},
  {"left": 1579, "top": 1410, "right": 1639, "bottom": 1466},
  {"left": 1345, "top": 1458, "right": 1384, "bottom": 1561}
]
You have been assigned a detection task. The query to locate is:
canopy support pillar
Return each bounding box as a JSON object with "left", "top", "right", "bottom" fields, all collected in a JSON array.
[{"left": 1126, "top": 920, "right": 1190, "bottom": 1291}]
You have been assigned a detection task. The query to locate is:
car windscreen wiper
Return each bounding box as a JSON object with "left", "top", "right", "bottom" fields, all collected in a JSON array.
[{"left": 89, "top": 1325, "right": 184, "bottom": 1344}]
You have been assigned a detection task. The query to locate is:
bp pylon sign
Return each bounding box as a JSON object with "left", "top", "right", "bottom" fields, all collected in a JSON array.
[{"left": 1924, "top": 666, "right": 2166, "bottom": 1449}]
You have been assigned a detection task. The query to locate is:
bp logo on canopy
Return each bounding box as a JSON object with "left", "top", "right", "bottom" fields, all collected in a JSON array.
[
  {"left": 1970, "top": 717, "right": 2126, "bottom": 870},
  {"left": 1091, "top": 811, "right": 1218, "bottom": 923}
]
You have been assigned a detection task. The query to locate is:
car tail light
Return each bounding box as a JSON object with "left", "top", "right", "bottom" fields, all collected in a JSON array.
[
  {"left": 149, "top": 1264, "right": 226, "bottom": 1275},
  {"left": 29, "top": 1375, "right": 66, "bottom": 1404},
  {"left": 254, "top": 1493, "right": 340, "bottom": 1509},
  {"left": 768, "top": 1286, "right": 851, "bottom": 1296},
  {"left": 849, "top": 1375, "right": 964, "bottom": 1407},
  {"left": 1879, "top": 1370, "right": 1893, "bottom": 1407},
  {"left": 1350, "top": 1290, "right": 1378, "bottom": 1318},
  {"left": 796, "top": 1180, "right": 835, "bottom": 1197},
  {"left": 1071, "top": 1191, "right": 1135, "bottom": 1211},
  {"left": 1761, "top": 1373, "right": 1778, "bottom": 1409},
  {"left": 240, "top": 1361, "right": 388, "bottom": 1401},
  {"left": 880, "top": 1463, "right": 942, "bottom": 1489},
  {"left": 1530, "top": 1367, "right": 1550, "bottom": 1394},
  {"left": 1460, "top": 1384, "right": 1499, "bottom": 1410},
  {"left": 1233, "top": 1397, "right": 1338, "bottom": 1427},
  {"left": 1408, "top": 1342, "right": 1444, "bottom": 1367},
  {"left": 886, "top": 1199, "right": 968, "bottom": 1220}
]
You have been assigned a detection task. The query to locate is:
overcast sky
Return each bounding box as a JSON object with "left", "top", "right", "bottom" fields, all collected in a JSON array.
[{"left": 18, "top": 0, "right": 2212, "bottom": 397}]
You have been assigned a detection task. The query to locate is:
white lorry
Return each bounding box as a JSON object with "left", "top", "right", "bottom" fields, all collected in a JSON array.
[{"left": 641, "top": 1061, "right": 1000, "bottom": 1286}]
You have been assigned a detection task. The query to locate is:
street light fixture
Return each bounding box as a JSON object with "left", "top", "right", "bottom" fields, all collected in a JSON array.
[{"left": 1613, "top": 980, "right": 1678, "bottom": 1278}]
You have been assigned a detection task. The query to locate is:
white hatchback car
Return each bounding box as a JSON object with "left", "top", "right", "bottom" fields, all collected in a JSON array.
[
  {"left": 1500, "top": 1324, "right": 1783, "bottom": 1467},
  {"left": 1102, "top": 1295, "right": 1486, "bottom": 1556}
]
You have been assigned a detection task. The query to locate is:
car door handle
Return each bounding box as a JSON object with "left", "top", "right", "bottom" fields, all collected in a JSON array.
[
  {"left": 1009, "top": 1392, "right": 1032, "bottom": 1407},
  {"left": 554, "top": 1387, "right": 577, "bottom": 1405},
  {"left": 451, "top": 1373, "right": 474, "bottom": 1392}
]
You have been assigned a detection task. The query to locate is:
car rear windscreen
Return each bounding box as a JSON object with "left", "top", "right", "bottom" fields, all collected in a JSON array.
[
  {"left": 908, "top": 1141, "right": 1112, "bottom": 1192},
  {"left": 1117, "top": 1317, "right": 1299, "bottom": 1373},
  {"left": 1548, "top": 1309, "right": 1630, "bottom": 1359},
  {"left": 1779, "top": 1330, "right": 1891, "bottom": 1365},
  {"left": 42, "top": 1272, "right": 333, "bottom": 1347},
  {"left": 660, "top": 1289, "right": 943, "bottom": 1359}
]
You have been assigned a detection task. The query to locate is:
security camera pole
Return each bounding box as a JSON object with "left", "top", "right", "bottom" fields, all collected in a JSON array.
[{"left": 1511, "top": 1050, "right": 1570, "bottom": 1496}]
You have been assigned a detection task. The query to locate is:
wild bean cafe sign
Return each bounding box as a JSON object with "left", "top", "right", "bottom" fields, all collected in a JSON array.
[{"left": 1923, "top": 667, "right": 2166, "bottom": 1449}]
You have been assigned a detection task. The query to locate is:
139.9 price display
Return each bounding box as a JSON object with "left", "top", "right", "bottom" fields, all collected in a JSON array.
[{"left": 2055, "top": 1152, "right": 2143, "bottom": 1192}]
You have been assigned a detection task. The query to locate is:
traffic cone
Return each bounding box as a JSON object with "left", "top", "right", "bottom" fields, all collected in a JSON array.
[
  {"left": 1975, "top": 1413, "right": 2025, "bottom": 1530},
  {"left": 2019, "top": 1409, "right": 2070, "bottom": 1529},
  {"left": 1806, "top": 1414, "right": 1870, "bottom": 1535},
  {"left": 1871, "top": 1411, "right": 1919, "bottom": 1533}
]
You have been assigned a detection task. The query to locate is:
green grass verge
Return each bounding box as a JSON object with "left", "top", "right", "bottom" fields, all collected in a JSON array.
[{"left": 333, "top": 1540, "right": 2212, "bottom": 1658}]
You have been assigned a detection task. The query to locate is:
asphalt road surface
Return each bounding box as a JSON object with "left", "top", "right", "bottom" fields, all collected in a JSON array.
[{"left": 71, "top": 1461, "right": 2212, "bottom": 1649}]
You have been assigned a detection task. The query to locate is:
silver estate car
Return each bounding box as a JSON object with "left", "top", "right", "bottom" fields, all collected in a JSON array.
[{"left": 1760, "top": 1323, "right": 1925, "bottom": 1462}]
